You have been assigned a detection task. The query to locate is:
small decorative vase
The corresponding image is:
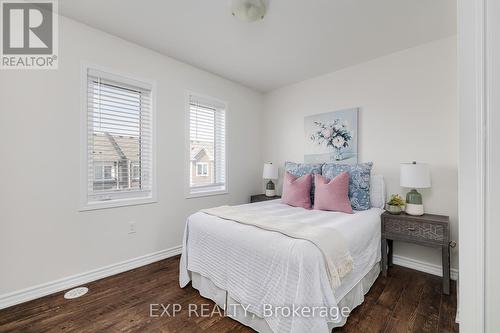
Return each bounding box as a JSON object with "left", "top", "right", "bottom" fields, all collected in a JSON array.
[
  {"left": 333, "top": 147, "right": 343, "bottom": 161},
  {"left": 386, "top": 204, "right": 402, "bottom": 215}
]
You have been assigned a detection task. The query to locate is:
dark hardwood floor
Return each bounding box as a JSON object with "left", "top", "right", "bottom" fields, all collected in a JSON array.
[{"left": 0, "top": 256, "right": 458, "bottom": 333}]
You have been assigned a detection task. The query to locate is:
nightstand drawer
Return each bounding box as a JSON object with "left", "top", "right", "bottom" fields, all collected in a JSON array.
[
  {"left": 383, "top": 217, "right": 445, "bottom": 242},
  {"left": 250, "top": 194, "right": 281, "bottom": 203}
]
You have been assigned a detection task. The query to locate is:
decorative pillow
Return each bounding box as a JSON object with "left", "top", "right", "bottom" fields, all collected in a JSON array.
[
  {"left": 284, "top": 162, "right": 322, "bottom": 203},
  {"left": 370, "top": 175, "right": 386, "bottom": 209},
  {"left": 322, "top": 162, "right": 373, "bottom": 211},
  {"left": 313, "top": 173, "right": 353, "bottom": 214},
  {"left": 281, "top": 172, "right": 312, "bottom": 209}
]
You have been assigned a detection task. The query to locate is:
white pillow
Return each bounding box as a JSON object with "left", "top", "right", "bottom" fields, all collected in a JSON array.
[{"left": 370, "top": 175, "right": 386, "bottom": 209}]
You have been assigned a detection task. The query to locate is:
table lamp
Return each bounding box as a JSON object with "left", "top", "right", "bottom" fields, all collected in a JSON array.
[
  {"left": 400, "top": 162, "right": 431, "bottom": 216},
  {"left": 263, "top": 162, "right": 278, "bottom": 197}
]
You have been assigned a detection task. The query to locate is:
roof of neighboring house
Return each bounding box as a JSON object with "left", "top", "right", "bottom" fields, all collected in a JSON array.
[
  {"left": 92, "top": 133, "right": 140, "bottom": 162},
  {"left": 190, "top": 141, "right": 213, "bottom": 161}
]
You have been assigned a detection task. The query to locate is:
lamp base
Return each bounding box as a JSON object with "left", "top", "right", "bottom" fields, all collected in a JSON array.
[
  {"left": 405, "top": 203, "right": 424, "bottom": 216},
  {"left": 265, "top": 180, "right": 276, "bottom": 197},
  {"left": 265, "top": 189, "right": 276, "bottom": 197}
]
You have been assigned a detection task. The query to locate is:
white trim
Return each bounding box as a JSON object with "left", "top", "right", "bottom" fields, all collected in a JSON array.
[
  {"left": 79, "top": 196, "right": 157, "bottom": 211},
  {"left": 87, "top": 68, "right": 153, "bottom": 91},
  {"left": 392, "top": 255, "right": 459, "bottom": 281},
  {"left": 0, "top": 245, "right": 182, "bottom": 310},
  {"left": 458, "top": 0, "right": 487, "bottom": 331},
  {"left": 186, "top": 189, "right": 229, "bottom": 199},
  {"left": 184, "top": 91, "right": 190, "bottom": 197},
  {"left": 79, "top": 63, "right": 158, "bottom": 211}
]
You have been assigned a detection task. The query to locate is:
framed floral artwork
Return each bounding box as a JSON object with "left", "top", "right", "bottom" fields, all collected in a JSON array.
[{"left": 304, "top": 108, "right": 359, "bottom": 164}]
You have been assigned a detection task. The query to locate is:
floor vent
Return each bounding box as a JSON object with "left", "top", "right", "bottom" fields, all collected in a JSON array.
[{"left": 64, "top": 287, "right": 89, "bottom": 299}]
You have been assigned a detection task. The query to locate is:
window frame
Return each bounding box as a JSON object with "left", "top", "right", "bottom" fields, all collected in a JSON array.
[
  {"left": 93, "top": 163, "right": 116, "bottom": 181},
  {"left": 80, "top": 63, "right": 157, "bottom": 211},
  {"left": 196, "top": 162, "right": 209, "bottom": 176},
  {"left": 131, "top": 162, "right": 141, "bottom": 181},
  {"left": 185, "top": 91, "right": 228, "bottom": 199}
]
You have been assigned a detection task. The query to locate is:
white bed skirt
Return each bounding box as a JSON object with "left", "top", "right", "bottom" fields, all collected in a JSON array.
[{"left": 190, "top": 262, "right": 381, "bottom": 332}]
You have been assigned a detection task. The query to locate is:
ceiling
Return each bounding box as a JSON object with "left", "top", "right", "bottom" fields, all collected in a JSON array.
[{"left": 59, "top": 0, "right": 456, "bottom": 92}]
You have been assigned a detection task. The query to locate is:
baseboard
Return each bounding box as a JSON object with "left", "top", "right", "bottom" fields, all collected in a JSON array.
[
  {"left": 0, "top": 248, "right": 456, "bottom": 310},
  {"left": 0, "top": 245, "right": 182, "bottom": 310},
  {"left": 392, "top": 254, "right": 459, "bottom": 280}
]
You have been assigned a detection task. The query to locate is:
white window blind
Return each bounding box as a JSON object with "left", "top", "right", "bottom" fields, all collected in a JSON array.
[
  {"left": 188, "top": 94, "right": 226, "bottom": 196},
  {"left": 83, "top": 68, "right": 154, "bottom": 208}
]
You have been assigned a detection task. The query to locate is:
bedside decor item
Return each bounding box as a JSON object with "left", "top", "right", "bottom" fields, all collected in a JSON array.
[
  {"left": 400, "top": 162, "right": 431, "bottom": 216},
  {"left": 262, "top": 162, "right": 278, "bottom": 197},
  {"left": 304, "top": 108, "right": 359, "bottom": 164},
  {"left": 381, "top": 211, "right": 450, "bottom": 294},
  {"left": 385, "top": 194, "right": 405, "bottom": 215}
]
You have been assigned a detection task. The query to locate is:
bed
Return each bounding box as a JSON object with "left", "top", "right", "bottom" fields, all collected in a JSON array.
[{"left": 180, "top": 176, "right": 385, "bottom": 333}]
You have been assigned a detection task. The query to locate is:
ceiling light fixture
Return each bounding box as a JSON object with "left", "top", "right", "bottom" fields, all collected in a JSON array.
[{"left": 231, "top": 0, "right": 267, "bottom": 22}]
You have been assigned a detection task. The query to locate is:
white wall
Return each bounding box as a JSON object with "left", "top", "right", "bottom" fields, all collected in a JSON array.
[
  {"left": 457, "top": 0, "right": 486, "bottom": 329},
  {"left": 0, "top": 16, "right": 263, "bottom": 295},
  {"left": 485, "top": 0, "right": 500, "bottom": 329},
  {"left": 263, "top": 37, "right": 458, "bottom": 270}
]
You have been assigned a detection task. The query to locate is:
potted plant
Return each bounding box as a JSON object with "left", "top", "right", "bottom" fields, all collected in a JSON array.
[{"left": 386, "top": 194, "right": 405, "bottom": 215}]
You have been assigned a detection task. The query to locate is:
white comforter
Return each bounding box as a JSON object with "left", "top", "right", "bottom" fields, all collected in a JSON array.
[{"left": 179, "top": 200, "right": 382, "bottom": 333}]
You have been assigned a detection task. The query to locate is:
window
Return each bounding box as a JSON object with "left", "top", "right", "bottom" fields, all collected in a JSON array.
[
  {"left": 196, "top": 162, "right": 208, "bottom": 176},
  {"left": 131, "top": 163, "right": 140, "bottom": 181},
  {"left": 187, "top": 94, "right": 226, "bottom": 197},
  {"left": 81, "top": 66, "right": 155, "bottom": 210},
  {"left": 94, "top": 163, "right": 115, "bottom": 181}
]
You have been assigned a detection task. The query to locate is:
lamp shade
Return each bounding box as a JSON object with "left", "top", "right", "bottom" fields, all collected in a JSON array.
[
  {"left": 400, "top": 162, "right": 431, "bottom": 188},
  {"left": 262, "top": 163, "right": 278, "bottom": 180}
]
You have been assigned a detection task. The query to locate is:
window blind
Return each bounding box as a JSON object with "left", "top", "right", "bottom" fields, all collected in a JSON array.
[
  {"left": 188, "top": 95, "right": 226, "bottom": 195},
  {"left": 86, "top": 68, "right": 153, "bottom": 204}
]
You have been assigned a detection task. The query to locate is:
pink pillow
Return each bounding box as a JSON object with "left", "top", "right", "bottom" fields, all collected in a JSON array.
[
  {"left": 281, "top": 172, "right": 312, "bottom": 209},
  {"left": 313, "top": 172, "right": 353, "bottom": 214}
]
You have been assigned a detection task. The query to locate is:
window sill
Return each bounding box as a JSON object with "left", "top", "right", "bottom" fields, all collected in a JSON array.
[
  {"left": 185, "top": 190, "right": 228, "bottom": 199},
  {"left": 79, "top": 197, "right": 157, "bottom": 211}
]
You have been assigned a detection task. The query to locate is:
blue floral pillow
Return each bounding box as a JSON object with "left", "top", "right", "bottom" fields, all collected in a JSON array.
[
  {"left": 284, "top": 162, "right": 322, "bottom": 203},
  {"left": 322, "top": 162, "right": 373, "bottom": 211}
]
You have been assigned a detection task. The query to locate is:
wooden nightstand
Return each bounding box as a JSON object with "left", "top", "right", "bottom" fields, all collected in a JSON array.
[
  {"left": 250, "top": 194, "right": 281, "bottom": 203},
  {"left": 381, "top": 211, "right": 451, "bottom": 294}
]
